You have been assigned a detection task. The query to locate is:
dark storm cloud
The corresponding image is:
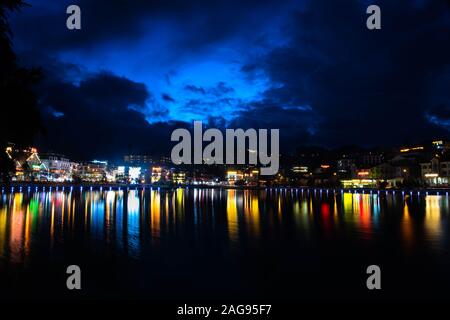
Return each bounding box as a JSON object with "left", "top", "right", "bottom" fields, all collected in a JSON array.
[
  {"left": 184, "top": 84, "right": 206, "bottom": 94},
  {"left": 161, "top": 93, "right": 175, "bottom": 103},
  {"left": 184, "top": 82, "right": 235, "bottom": 97},
  {"left": 241, "top": 0, "right": 450, "bottom": 146},
  {"left": 35, "top": 69, "right": 185, "bottom": 160},
  {"left": 8, "top": 0, "right": 450, "bottom": 158},
  {"left": 229, "top": 100, "right": 319, "bottom": 150},
  {"left": 11, "top": 0, "right": 289, "bottom": 53},
  {"left": 209, "top": 82, "right": 235, "bottom": 96}
]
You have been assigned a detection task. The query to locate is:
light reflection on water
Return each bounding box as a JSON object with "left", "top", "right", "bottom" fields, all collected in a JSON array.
[{"left": 0, "top": 189, "right": 449, "bottom": 265}]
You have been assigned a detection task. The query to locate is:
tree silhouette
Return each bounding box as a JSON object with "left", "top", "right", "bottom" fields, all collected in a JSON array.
[{"left": 0, "top": 0, "right": 42, "bottom": 182}]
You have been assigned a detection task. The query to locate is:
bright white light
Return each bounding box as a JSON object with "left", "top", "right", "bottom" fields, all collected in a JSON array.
[{"left": 129, "top": 167, "right": 141, "bottom": 180}]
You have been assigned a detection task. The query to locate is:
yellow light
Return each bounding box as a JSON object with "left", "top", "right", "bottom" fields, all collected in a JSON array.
[
  {"left": 320, "top": 164, "right": 330, "bottom": 169},
  {"left": 401, "top": 146, "right": 423, "bottom": 152},
  {"left": 357, "top": 171, "right": 369, "bottom": 176},
  {"left": 424, "top": 173, "right": 438, "bottom": 178}
]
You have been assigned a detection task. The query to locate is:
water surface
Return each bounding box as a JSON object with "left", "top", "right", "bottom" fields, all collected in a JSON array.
[{"left": 0, "top": 188, "right": 449, "bottom": 300}]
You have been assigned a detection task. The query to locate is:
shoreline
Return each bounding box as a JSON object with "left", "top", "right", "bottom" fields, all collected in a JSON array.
[{"left": 1, "top": 182, "right": 450, "bottom": 195}]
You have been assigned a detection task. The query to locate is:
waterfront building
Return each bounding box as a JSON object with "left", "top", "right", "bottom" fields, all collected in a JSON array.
[
  {"left": 80, "top": 160, "right": 108, "bottom": 182},
  {"left": 172, "top": 172, "right": 186, "bottom": 184},
  {"left": 40, "top": 153, "right": 78, "bottom": 182},
  {"left": 340, "top": 178, "right": 377, "bottom": 188},
  {"left": 227, "top": 170, "right": 244, "bottom": 185},
  {"left": 336, "top": 158, "right": 356, "bottom": 177},
  {"left": 243, "top": 169, "right": 259, "bottom": 186},
  {"left": 151, "top": 166, "right": 172, "bottom": 184},
  {"left": 369, "top": 163, "right": 396, "bottom": 180},
  {"left": 420, "top": 156, "right": 450, "bottom": 186},
  {"left": 5, "top": 145, "right": 46, "bottom": 181}
]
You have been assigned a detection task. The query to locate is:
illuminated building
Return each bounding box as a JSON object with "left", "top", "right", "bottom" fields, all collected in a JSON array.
[
  {"left": 420, "top": 156, "right": 450, "bottom": 186},
  {"left": 291, "top": 166, "right": 309, "bottom": 174},
  {"left": 128, "top": 167, "right": 142, "bottom": 184},
  {"left": 244, "top": 169, "right": 259, "bottom": 186},
  {"left": 40, "top": 153, "right": 78, "bottom": 182},
  {"left": 151, "top": 166, "right": 163, "bottom": 183},
  {"left": 432, "top": 140, "right": 450, "bottom": 153},
  {"left": 336, "top": 158, "right": 356, "bottom": 178},
  {"left": 113, "top": 166, "right": 127, "bottom": 183},
  {"left": 5, "top": 145, "right": 46, "bottom": 181},
  {"left": 341, "top": 179, "right": 377, "bottom": 188},
  {"left": 80, "top": 160, "right": 108, "bottom": 182},
  {"left": 227, "top": 170, "right": 244, "bottom": 185},
  {"left": 173, "top": 172, "right": 186, "bottom": 184},
  {"left": 400, "top": 146, "right": 424, "bottom": 153}
]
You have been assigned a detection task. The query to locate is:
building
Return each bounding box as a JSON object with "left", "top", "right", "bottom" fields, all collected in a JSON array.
[
  {"left": 172, "top": 171, "right": 186, "bottom": 184},
  {"left": 420, "top": 156, "right": 450, "bottom": 186},
  {"left": 361, "top": 152, "right": 384, "bottom": 167},
  {"left": 124, "top": 154, "right": 153, "bottom": 166},
  {"left": 291, "top": 166, "right": 309, "bottom": 174},
  {"left": 337, "top": 158, "right": 355, "bottom": 177},
  {"left": 227, "top": 170, "right": 244, "bottom": 185},
  {"left": 40, "top": 153, "right": 78, "bottom": 182},
  {"left": 5, "top": 145, "right": 46, "bottom": 181},
  {"left": 80, "top": 160, "right": 108, "bottom": 182},
  {"left": 369, "top": 163, "right": 396, "bottom": 180},
  {"left": 243, "top": 169, "right": 259, "bottom": 186},
  {"left": 432, "top": 140, "right": 450, "bottom": 153}
]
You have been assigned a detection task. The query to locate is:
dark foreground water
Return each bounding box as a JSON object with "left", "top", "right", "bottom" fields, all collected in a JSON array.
[{"left": 0, "top": 188, "right": 450, "bottom": 300}]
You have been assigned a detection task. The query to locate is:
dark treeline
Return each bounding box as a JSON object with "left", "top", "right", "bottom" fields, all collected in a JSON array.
[{"left": 0, "top": 0, "right": 42, "bottom": 182}]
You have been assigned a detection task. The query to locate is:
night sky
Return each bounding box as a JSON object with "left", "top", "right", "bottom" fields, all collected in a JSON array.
[{"left": 8, "top": 0, "right": 450, "bottom": 160}]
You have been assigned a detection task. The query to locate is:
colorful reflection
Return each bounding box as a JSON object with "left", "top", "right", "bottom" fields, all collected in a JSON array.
[
  {"left": 226, "top": 189, "right": 239, "bottom": 242},
  {"left": 0, "top": 189, "right": 449, "bottom": 265}
]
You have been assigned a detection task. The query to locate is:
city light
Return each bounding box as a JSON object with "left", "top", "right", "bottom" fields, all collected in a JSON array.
[{"left": 129, "top": 167, "right": 141, "bottom": 182}]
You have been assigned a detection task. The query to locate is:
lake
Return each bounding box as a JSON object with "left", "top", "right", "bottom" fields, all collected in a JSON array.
[{"left": 1, "top": 187, "right": 449, "bottom": 300}]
